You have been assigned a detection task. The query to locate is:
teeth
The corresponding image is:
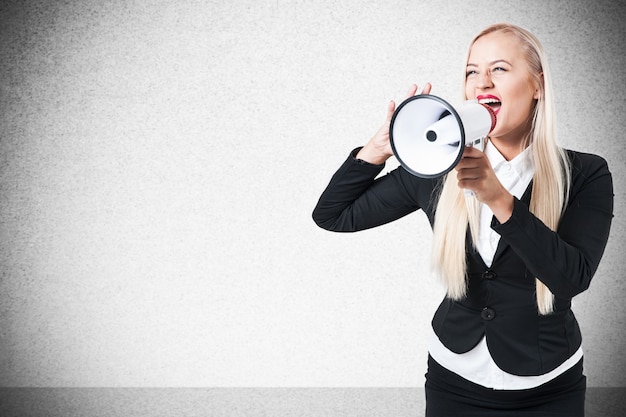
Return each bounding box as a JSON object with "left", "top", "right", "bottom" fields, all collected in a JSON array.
[{"left": 478, "top": 98, "right": 501, "bottom": 104}]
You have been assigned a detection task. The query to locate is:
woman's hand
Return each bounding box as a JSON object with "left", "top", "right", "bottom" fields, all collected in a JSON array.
[
  {"left": 455, "top": 146, "right": 514, "bottom": 223},
  {"left": 356, "top": 83, "right": 432, "bottom": 165}
]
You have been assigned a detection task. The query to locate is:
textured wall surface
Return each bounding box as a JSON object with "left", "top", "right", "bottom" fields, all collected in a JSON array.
[
  {"left": 1, "top": 0, "right": 624, "bottom": 390},
  {"left": 1, "top": 388, "right": 625, "bottom": 417}
]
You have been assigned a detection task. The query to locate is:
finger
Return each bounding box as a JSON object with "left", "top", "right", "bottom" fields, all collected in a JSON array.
[
  {"left": 462, "top": 145, "right": 483, "bottom": 158},
  {"left": 456, "top": 154, "right": 483, "bottom": 172},
  {"left": 386, "top": 100, "right": 396, "bottom": 121},
  {"left": 421, "top": 82, "right": 432, "bottom": 95},
  {"left": 456, "top": 168, "right": 482, "bottom": 193}
]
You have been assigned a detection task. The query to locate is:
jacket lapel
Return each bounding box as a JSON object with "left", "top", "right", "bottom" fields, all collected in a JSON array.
[{"left": 490, "top": 181, "right": 534, "bottom": 262}]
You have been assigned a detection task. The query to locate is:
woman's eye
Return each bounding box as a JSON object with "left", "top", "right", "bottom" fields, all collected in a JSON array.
[
  {"left": 492, "top": 67, "right": 506, "bottom": 72},
  {"left": 466, "top": 70, "right": 477, "bottom": 77}
]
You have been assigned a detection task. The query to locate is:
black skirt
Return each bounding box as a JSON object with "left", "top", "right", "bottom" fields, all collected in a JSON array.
[{"left": 425, "top": 355, "right": 586, "bottom": 417}]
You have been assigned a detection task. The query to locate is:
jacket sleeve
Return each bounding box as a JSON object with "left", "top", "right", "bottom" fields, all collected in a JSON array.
[
  {"left": 492, "top": 152, "right": 614, "bottom": 298},
  {"left": 312, "top": 148, "right": 436, "bottom": 232}
]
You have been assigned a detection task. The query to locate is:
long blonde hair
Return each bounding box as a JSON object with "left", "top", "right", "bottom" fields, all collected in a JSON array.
[{"left": 431, "top": 23, "right": 571, "bottom": 315}]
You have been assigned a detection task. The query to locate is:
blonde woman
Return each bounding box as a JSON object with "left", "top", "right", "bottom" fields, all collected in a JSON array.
[{"left": 313, "top": 23, "right": 613, "bottom": 416}]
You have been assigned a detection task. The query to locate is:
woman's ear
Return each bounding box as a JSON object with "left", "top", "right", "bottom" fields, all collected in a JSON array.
[{"left": 534, "top": 72, "right": 544, "bottom": 100}]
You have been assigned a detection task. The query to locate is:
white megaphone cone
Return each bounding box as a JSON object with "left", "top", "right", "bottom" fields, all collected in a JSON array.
[{"left": 389, "top": 94, "right": 496, "bottom": 179}]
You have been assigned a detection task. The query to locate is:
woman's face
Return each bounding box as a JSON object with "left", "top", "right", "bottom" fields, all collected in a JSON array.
[{"left": 465, "top": 31, "right": 540, "bottom": 145}]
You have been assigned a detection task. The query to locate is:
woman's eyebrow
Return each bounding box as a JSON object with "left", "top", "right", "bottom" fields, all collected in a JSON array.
[{"left": 466, "top": 59, "right": 512, "bottom": 67}]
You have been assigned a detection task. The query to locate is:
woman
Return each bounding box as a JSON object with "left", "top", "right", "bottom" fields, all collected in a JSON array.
[{"left": 312, "top": 23, "right": 613, "bottom": 416}]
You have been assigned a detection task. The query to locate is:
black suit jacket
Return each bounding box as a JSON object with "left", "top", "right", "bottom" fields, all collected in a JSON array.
[{"left": 313, "top": 148, "right": 613, "bottom": 376}]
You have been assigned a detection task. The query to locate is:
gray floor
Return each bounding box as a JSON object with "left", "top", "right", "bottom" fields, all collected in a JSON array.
[{"left": 1, "top": 387, "right": 625, "bottom": 417}]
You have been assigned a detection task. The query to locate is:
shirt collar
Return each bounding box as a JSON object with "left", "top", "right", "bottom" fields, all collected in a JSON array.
[
  {"left": 483, "top": 141, "right": 534, "bottom": 197},
  {"left": 484, "top": 140, "right": 534, "bottom": 176}
]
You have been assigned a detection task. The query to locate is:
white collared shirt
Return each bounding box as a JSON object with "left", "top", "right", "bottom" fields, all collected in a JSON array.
[
  {"left": 428, "top": 141, "right": 583, "bottom": 390},
  {"left": 476, "top": 141, "right": 535, "bottom": 266}
]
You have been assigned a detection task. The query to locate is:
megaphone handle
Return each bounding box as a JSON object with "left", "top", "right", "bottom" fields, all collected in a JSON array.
[
  {"left": 463, "top": 136, "right": 487, "bottom": 197},
  {"left": 466, "top": 136, "right": 485, "bottom": 152}
]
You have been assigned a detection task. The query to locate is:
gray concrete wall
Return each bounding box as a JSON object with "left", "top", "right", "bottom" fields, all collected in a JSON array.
[
  {"left": 1, "top": 388, "right": 625, "bottom": 416},
  {"left": 1, "top": 0, "right": 624, "bottom": 389}
]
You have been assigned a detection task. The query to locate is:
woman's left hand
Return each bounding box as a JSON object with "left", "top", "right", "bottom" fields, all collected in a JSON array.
[{"left": 455, "top": 146, "right": 514, "bottom": 223}]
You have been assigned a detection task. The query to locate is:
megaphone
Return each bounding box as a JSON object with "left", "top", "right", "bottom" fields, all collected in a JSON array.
[{"left": 389, "top": 95, "right": 496, "bottom": 178}]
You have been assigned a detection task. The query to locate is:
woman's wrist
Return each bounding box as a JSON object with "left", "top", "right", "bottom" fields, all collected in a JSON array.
[
  {"left": 355, "top": 143, "right": 391, "bottom": 166},
  {"left": 489, "top": 192, "right": 515, "bottom": 224}
]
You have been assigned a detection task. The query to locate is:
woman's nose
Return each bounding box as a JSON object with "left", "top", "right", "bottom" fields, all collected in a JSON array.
[{"left": 477, "top": 71, "right": 493, "bottom": 89}]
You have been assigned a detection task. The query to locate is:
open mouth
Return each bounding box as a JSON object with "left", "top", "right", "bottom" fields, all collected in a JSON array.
[{"left": 478, "top": 96, "right": 501, "bottom": 115}]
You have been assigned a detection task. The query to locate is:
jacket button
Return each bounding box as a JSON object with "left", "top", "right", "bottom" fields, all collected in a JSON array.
[
  {"left": 483, "top": 270, "right": 497, "bottom": 280},
  {"left": 481, "top": 307, "right": 496, "bottom": 321}
]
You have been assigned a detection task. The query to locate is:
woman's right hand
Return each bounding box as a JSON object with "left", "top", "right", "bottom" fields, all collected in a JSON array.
[{"left": 356, "top": 83, "right": 432, "bottom": 165}]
